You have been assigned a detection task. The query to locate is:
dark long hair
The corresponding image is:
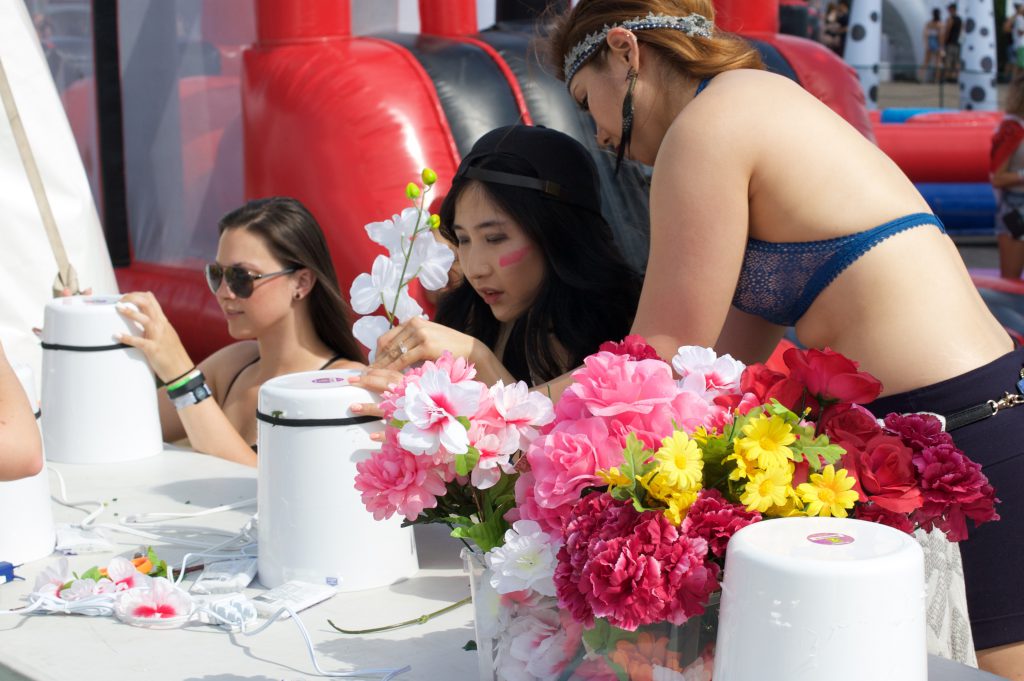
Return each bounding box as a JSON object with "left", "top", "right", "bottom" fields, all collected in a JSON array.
[
  {"left": 218, "top": 197, "right": 364, "bottom": 362},
  {"left": 435, "top": 158, "right": 641, "bottom": 384}
]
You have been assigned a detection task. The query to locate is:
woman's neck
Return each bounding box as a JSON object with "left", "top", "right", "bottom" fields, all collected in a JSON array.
[{"left": 254, "top": 309, "right": 332, "bottom": 375}]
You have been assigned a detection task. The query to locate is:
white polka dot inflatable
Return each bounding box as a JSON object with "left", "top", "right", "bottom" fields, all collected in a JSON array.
[
  {"left": 960, "top": 0, "right": 998, "bottom": 111},
  {"left": 843, "top": 0, "right": 882, "bottom": 110}
]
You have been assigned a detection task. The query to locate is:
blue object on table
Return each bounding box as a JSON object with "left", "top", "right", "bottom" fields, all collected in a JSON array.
[
  {"left": 0, "top": 561, "right": 17, "bottom": 583},
  {"left": 916, "top": 183, "right": 996, "bottom": 235},
  {"left": 881, "top": 107, "right": 957, "bottom": 123}
]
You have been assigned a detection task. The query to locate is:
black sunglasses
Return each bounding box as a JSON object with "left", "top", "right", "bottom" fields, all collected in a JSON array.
[{"left": 205, "top": 263, "right": 297, "bottom": 299}]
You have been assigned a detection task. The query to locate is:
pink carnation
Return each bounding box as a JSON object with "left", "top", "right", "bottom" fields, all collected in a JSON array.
[
  {"left": 597, "top": 334, "right": 662, "bottom": 362},
  {"left": 681, "top": 489, "right": 762, "bottom": 558},
  {"left": 883, "top": 412, "right": 954, "bottom": 451},
  {"left": 378, "top": 352, "right": 477, "bottom": 421},
  {"left": 912, "top": 443, "right": 1000, "bottom": 541},
  {"left": 354, "top": 436, "right": 453, "bottom": 521},
  {"left": 526, "top": 417, "right": 624, "bottom": 509}
]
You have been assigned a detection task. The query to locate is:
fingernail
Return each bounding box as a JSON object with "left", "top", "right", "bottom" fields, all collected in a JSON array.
[
  {"left": 348, "top": 375, "right": 361, "bottom": 383},
  {"left": 112, "top": 333, "right": 123, "bottom": 341},
  {"left": 350, "top": 404, "right": 363, "bottom": 413}
]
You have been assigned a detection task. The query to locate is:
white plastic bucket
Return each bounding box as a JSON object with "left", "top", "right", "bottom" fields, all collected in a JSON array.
[
  {"left": 715, "top": 517, "right": 926, "bottom": 681},
  {"left": 256, "top": 370, "right": 418, "bottom": 591},
  {"left": 0, "top": 363, "right": 56, "bottom": 563},
  {"left": 40, "top": 296, "right": 162, "bottom": 463}
]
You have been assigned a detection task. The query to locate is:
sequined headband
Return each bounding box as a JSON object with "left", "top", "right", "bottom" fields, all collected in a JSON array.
[{"left": 562, "top": 12, "right": 714, "bottom": 85}]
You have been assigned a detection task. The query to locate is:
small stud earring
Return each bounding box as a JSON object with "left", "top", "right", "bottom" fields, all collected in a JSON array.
[{"left": 294, "top": 292, "right": 301, "bottom": 300}]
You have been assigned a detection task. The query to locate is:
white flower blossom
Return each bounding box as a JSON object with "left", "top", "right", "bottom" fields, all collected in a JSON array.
[
  {"left": 352, "top": 315, "right": 391, "bottom": 361},
  {"left": 396, "top": 368, "right": 482, "bottom": 455},
  {"left": 494, "top": 604, "right": 575, "bottom": 681},
  {"left": 486, "top": 520, "right": 558, "bottom": 597},
  {"left": 365, "top": 207, "right": 425, "bottom": 260},
  {"left": 406, "top": 232, "right": 455, "bottom": 291},
  {"left": 489, "top": 381, "right": 555, "bottom": 451},
  {"left": 672, "top": 345, "right": 745, "bottom": 399},
  {"left": 350, "top": 255, "right": 402, "bottom": 315}
]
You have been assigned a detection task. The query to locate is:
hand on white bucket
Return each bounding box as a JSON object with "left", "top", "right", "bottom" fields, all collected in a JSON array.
[{"left": 115, "top": 292, "right": 195, "bottom": 384}]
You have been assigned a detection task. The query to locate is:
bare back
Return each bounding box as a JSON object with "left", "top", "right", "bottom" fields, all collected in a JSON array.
[{"left": 639, "top": 69, "right": 1010, "bottom": 395}]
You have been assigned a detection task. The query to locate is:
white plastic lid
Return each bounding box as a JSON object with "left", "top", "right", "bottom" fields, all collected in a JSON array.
[
  {"left": 727, "top": 517, "right": 918, "bottom": 572},
  {"left": 42, "top": 296, "right": 141, "bottom": 348},
  {"left": 258, "top": 369, "right": 380, "bottom": 421}
]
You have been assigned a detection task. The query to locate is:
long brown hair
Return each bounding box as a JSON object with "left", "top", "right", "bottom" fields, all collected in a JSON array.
[
  {"left": 547, "top": 0, "right": 764, "bottom": 83},
  {"left": 218, "top": 197, "right": 364, "bottom": 362}
]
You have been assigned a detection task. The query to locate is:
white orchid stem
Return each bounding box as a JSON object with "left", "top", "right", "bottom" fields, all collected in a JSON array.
[{"left": 388, "top": 185, "right": 433, "bottom": 327}]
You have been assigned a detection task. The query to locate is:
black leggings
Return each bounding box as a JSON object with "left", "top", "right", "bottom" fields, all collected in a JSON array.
[{"left": 867, "top": 346, "right": 1024, "bottom": 650}]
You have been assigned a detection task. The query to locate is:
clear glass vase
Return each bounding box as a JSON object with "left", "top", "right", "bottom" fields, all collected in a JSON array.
[{"left": 463, "top": 547, "right": 720, "bottom": 681}]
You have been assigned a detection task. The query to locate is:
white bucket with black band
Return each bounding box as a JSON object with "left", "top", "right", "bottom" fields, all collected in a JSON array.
[
  {"left": 256, "top": 370, "right": 418, "bottom": 591},
  {"left": 40, "top": 296, "right": 162, "bottom": 463},
  {"left": 0, "top": 362, "right": 56, "bottom": 563}
]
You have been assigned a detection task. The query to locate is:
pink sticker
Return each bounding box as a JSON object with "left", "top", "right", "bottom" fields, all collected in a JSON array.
[
  {"left": 807, "top": 532, "right": 855, "bottom": 546},
  {"left": 498, "top": 246, "right": 530, "bottom": 268},
  {"left": 311, "top": 377, "right": 348, "bottom": 384}
]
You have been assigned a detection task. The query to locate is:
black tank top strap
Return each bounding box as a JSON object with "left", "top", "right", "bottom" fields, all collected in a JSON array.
[
  {"left": 318, "top": 353, "right": 346, "bottom": 370},
  {"left": 222, "top": 355, "right": 259, "bottom": 402}
]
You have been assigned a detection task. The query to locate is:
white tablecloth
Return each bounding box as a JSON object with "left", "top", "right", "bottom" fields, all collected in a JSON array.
[{"left": 0, "top": 448, "right": 478, "bottom": 680}]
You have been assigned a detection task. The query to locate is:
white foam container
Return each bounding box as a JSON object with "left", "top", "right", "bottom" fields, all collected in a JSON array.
[
  {"left": 715, "top": 517, "right": 926, "bottom": 681},
  {"left": 257, "top": 370, "right": 418, "bottom": 591},
  {"left": 40, "top": 296, "right": 162, "bottom": 464},
  {"left": 0, "top": 363, "right": 55, "bottom": 563}
]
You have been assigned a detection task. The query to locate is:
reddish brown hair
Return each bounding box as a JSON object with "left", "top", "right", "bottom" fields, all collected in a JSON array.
[{"left": 547, "top": 0, "right": 764, "bottom": 83}]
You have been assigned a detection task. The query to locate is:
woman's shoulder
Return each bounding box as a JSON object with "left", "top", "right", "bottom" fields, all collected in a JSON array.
[{"left": 323, "top": 357, "right": 366, "bottom": 372}]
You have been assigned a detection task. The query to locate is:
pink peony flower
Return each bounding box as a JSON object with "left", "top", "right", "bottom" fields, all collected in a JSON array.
[
  {"left": 495, "top": 604, "right": 583, "bottom": 681},
  {"left": 508, "top": 471, "right": 576, "bottom": 540},
  {"left": 883, "top": 412, "right": 954, "bottom": 451},
  {"left": 557, "top": 352, "right": 680, "bottom": 420},
  {"left": 681, "top": 489, "right": 762, "bottom": 558},
  {"left": 526, "top": 417, "right": 624, "bottom": 510},
  {"left": 354, "top": 435, "right": 453, "bottom": 521},
  {"left": 912, "top": 443, "right": 1000, "bottom": 541},
  {"left": 598, "top": 334, "right": 662, "bottom": 362}
]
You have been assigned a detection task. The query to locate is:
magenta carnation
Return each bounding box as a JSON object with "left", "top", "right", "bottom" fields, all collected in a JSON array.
[
  {"left": 883, "top": 412, "right": 954, "bottom": 451},
  {"left": 597, "top": 334, "right": 662, "bottom": 362},
  {"left": 912, "top": 443, "right": 1000, "bottom": 541},
  {"left": 682, "top": 489, "right": 762, "bottom": 558},
  {"left": 855, "top": 503, "right": 916, "bottom": 535},
  {"left": 354, "top": 436, "right": 453, "bottom": 521}
]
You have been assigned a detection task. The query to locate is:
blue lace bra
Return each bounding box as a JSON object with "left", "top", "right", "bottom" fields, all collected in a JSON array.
[{"left": 731, "top": 213, "right": 946, "bottom": 326}]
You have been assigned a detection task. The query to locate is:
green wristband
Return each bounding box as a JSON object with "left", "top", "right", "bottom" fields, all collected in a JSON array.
[{"left": 167, "top": 368, "right": 201, "bottom": 392}]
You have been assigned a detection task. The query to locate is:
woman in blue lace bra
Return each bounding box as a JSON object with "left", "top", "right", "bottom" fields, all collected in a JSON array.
[
  {"left": 117, "top": 198, "right": 364, "bottom": 467},
  {"left": 549, "top": 0, "right": 1023, "bottom": 676}
]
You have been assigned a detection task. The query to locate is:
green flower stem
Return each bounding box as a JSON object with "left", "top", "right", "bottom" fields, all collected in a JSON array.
[{"left": 327, "top": 596, "right": 471, "bottom": 635}]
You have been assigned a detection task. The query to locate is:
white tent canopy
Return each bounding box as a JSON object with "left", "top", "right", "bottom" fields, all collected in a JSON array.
[{"left": 0, "top": 0, "right": 116, "bottom": 388}]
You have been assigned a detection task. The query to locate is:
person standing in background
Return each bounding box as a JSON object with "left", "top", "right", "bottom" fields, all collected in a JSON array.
[
  {"left": 941, "top": 3, "right": 963, "bottom": 82},
  {"left": 922, "top": 8, "right": 943, "bottom": 83},
  {"left": 990, "top": 76, "right": 1024, "bottom": 280}
]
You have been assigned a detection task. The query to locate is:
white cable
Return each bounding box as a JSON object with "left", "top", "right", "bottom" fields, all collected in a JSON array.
[
  {"left": 121, "top": 499, "right": 256, "bottom": 525},
  {"left": 240, "top": 606, "right": 412, "bottom": 680},
  {"left": 47, "top": 465, "right": 106, "bottom": 526}
]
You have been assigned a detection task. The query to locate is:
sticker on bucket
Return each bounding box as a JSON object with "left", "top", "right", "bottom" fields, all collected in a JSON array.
[
  {"left": 310, "top": 377, "right": 349, "bottom": 385},
  {"left": 807, "top": 532, "right": 855, "bottom": 546},
  {"left": 82, "top": 297, "right": 121, "bottom": 305}
]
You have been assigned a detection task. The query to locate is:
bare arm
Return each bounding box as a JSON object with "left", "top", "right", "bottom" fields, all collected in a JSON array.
[
  {"left": 991, "top": 152, "right": 1024, "bottom": 189},
  {"left": 632, "top": 99, "right": 754, "bottom": 363},
  {"left": 118, "top": 292, "right": 256, "bottom": 467},
  {"left": 0, "top": 342, "right": 43, "bottom": 480}
]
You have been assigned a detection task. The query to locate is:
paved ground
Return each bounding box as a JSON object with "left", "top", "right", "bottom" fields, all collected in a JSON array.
[{"left": 874, "top": 82, "right": 1001, "bottom": 270}]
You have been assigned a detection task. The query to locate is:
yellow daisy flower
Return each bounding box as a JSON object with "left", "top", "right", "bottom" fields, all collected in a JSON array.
[
  {"left": 796, "top": 465, "right": 859, "bottom": 518},
  {"left": 662, "top": 490, "right": 699, "bottom": 526},
  {"left": 741, "top": 466, "right": 792, "bottom": 513},
  {"left": 653, "top": 431, "right": 703, "bottom": 491},
  {"left": 597, "top": 467, "right": 631, "bottom": 490},
  {"left": 727, "top": 451, "right": 752, "bottom": 481},
  {"left": 736, "top": 414, "right": 796, "bottom": 471}
]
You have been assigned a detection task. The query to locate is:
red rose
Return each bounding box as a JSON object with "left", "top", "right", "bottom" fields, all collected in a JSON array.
[
  {"left": 847, "top": 433, "right": 922, "bottom": 514},
  {"left": 740, "top": 364, "right": 787, "bottom": 401},
  {"left": 783, "top": 347, "right": 883, "bottom": 405},
  {"left": 822, "top": 404, "right": 884, "bottom": 448},
  {"left": 855, "top": 503, "right": 916, "bottom": 535}
]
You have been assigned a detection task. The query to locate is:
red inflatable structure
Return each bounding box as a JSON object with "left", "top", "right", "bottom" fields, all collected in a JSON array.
[{"left": 101, "top": 0, "right": 883, "bottom": 360}]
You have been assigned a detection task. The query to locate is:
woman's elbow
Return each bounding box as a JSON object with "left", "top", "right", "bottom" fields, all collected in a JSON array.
[{"left": 0, "top": 438, "right": 44, "bottom": 481}]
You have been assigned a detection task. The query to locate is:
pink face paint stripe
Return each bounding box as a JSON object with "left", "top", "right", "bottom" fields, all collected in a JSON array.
[{"left": 498, "top": 246, "right": 530, "bottom": 269}]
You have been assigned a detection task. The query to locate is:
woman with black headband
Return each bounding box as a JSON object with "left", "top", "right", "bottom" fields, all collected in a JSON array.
[
  {"left": 362, "top": 125, "right": 640, "bottom": 387},
  {"left": 548, "top": 0, "right": 1023, "bottom": 675},
  {"left": 117, "top": 197, "right": 364, "bottom": 466}
]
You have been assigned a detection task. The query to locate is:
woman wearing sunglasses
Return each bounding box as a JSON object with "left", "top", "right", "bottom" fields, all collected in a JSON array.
[{"left": 117, "top": 197, "right": 364, "bottom": 466}]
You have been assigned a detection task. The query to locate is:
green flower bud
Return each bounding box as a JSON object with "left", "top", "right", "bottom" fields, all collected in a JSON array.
[
  {"left": 405, "top": 183, "right": 421, "bottom": 200},
  {"left": 428, "top": 214, "right": 441, "bottom": 230},
  {"left": 421, "top": 168, "right": 438, "bottom": 186}
]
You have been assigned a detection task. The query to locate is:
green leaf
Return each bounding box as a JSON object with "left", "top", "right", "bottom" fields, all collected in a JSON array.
[
  {"left": 79, "top": 566, "right": 103, "bottom": 582},
  {"left": 456, "top": 416, "right": 472, "bottom": 431},
  {"left": 463, "top": 640, "right": 477, "bottom": 651},
  {"left": 454, "top": 447, "right": 481, "bottom": 476},
  {"left": 791, "top": 435, "right": 846, "bottom": 469}
]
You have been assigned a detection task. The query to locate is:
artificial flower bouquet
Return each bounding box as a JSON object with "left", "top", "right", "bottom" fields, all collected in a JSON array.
[{"left": 354, "top": 337, "right": 999, "bottom": 681}]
